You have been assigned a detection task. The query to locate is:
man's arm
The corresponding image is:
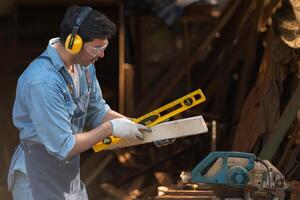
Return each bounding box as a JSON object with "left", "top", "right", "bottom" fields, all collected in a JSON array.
[
  {"left": 67, "top": 117, "right": 151, "bottom": 159},
  {"left": 27, "top": 80, "right": 148, "bottom": 161},
  {"left": 102, "top": 109, "right": 126, "bottom": 122},
  {"left": 67, "top": 109, "right": 126, "bottom": 159},
  {"left": 67, "top": 110, "right": 134, "bottom": 159},
  {"left": 66, "top": 121, "right": 112, "bottom": 159}
]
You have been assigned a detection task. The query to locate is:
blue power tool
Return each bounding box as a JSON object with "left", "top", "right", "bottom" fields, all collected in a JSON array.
[
  {"left": 192, "top": 151, "right": 256, "bottom": 187},
  {"left": 191, "top": 151, "right": 287, "bottom": 199}
]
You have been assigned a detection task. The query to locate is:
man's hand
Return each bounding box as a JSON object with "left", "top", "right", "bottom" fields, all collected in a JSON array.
[{"left": 110, "top": 118, "right": 151, "bottom": 140}]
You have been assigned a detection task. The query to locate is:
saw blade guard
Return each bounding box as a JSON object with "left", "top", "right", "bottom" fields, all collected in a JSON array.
[{"left": 191, "top": 151, "right": 256, "bottom": 187}]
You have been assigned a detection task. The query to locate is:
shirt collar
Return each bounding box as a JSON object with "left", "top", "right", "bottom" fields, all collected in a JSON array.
[{"left": 41, "top": 38, "right": 65, "bottom": 71}]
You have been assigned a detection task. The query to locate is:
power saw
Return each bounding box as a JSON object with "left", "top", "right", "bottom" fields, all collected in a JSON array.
[{"left": 191, "top": 151, "right": 287, "bottom": 199}]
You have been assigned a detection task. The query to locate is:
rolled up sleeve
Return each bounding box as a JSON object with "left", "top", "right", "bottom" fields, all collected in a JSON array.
[{"left": 26, "top": 83, "right": 75, "bottom": 161}]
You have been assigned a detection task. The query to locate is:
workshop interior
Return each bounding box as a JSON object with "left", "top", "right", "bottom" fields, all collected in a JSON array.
[{"left": 1, "top": 0, "right": 300, "bottom": 199}]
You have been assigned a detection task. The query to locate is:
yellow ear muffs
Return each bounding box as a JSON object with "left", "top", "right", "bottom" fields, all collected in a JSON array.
[
  {"left": 64, "top": 7, "right": 93, "bottom": 55},
  {"left": 65, "top": 34, "right": 83, "bottom": 55}
]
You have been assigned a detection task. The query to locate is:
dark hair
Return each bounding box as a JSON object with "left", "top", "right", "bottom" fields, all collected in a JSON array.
[{"left": 59, "top": 5, "right": 116, "bottom": 44}]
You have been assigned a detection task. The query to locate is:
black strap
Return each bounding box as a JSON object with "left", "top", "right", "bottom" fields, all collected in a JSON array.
[
  {"left": 75, "top": 7, "right": 93, "bottom": 27},
  {"left": 69, "top": 7, "right": 93, "bottom": 49},
  {"left": 83, "top": 67, "right": 92, "bottom": 90}
]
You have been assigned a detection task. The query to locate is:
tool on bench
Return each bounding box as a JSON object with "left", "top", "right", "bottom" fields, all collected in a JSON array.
[
  {"left": 92, "top": 89, "right": 206, "bottom": 152},
  {"left": 191, "top": 151, "right": 288, "bottom": 200}
]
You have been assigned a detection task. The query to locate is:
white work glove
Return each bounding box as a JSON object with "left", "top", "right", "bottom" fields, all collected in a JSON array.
[{"left": 110, "top": 118, "right": 151, "bottom": 140}]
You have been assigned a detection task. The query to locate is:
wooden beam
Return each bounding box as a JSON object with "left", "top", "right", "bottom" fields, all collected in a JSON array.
[
  {"left": 100, "top": 182, "right": 128, "bottom": 199},
  {"left": 135, "top": 0, "right": 243, "bottom": 115},
  {"left": 162, "top": 190, "right": 214, "bottom": 196},
  {"left": 259, "top": 81, "right": 300, "bottom": 160},
  {"left": 15, "top": 0, "right": 118, "bottom": 6},
  {"left": 124, "top": 63, "right": 135, "bottom": 116},
  {"left": 155, "top": 195, "right": 215, "bottom": 200},
  {"left": 128, "top": 176, "right": 145, "bottom": 195},
  {"left": 232, "top": 0, "right": 265, "bottom": 125},
  {"left": 231, "top": 28, "right": 276, "bottom": 152},
  {"left": 195, "top": 0, "right": 255, "bottom": 91},
  {"left": 277, "top": 114, "right": 300, "bottom": 172},
  {"left": 104, "top": 116, "right": 208, "bottom": 150},
  {"left": 258, "top": 0, "right": 282, "bottom": 31},
  {"left": 118, "top": 0, "right": 125, "bottom": 114},
  {"left": 84, "top": 154, "right": 114, "bottom": 187},
  {"left": 154, "top": 172, "right": 174, "bottom": 186}
]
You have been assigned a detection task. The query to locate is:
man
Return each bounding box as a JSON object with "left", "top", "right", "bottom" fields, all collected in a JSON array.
[{"left": 7, "top": 5, "right": 150, "bottom": 200}]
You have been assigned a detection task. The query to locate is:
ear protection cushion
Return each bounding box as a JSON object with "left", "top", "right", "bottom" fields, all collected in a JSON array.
[
  {"left": 65, "top": 34, "right": 83, "bottom": 55},
  {"left": 65, "top": 7, "right": 93, "bottom": 55}
]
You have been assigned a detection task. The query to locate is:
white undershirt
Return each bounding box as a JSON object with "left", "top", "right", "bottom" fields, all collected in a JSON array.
[
  {"left": 49, "top": 38, "right": 81, "bottom": 97},
  {"left": 68, "top": 64, "right": 80, "bottom": 96}
]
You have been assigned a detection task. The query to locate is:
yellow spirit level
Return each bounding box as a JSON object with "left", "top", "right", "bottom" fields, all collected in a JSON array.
[{"left": 92, "top": 89, "right": 206, "bottom": 152}]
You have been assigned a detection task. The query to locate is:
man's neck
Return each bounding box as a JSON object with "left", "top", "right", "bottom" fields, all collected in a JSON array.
[{"left": 54, "top": 42, "right": 74, "bottom": 71}]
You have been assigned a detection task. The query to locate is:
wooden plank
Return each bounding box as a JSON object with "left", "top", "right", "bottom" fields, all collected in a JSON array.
[
  {"left": 258, "top": 0, "right": 282, "bottom": 31},
  {"left": 211, "top": 120, "right": 217, "bottom": 151},
  {"left": 139, "top": 185, "right": 161, "bottom": 199},
  {"left": 232, "top": 29, "right": 279, "bottom": 152},
  {"left": 234, "top": 0, "right": 300, "bottom": 152},
  {"left": 156, "top": 185, "right": 218, "bottom": 200},
  {"left": 100, "top": 182, "right": 128, "bottom": 199},
  {"left": 163, "top": 190, "right": 215, "bottom": 196},
  {"left": 15, "top": 0, "right": 118, "bottom": 6},
  {"left": 124, "top": 63, "right": 135, "bottom": 116},
  {"left": 232, "top": 0, "right": 265, "bottom": 125},
  {"left": 259, "top": 82, "right": 300, "bottom": 160},
  {"left": 118, "top": 0, "right": 125, "bottom": 114},
  {"left": 278, "top": 116, "right": 300, "bottom": 172},
  {"left": 84, "top": 154, "right": 114, "bottom": 187},
  {"left": 105, "top": 116, "right": 208, "bottom": 150},
  {"left": 183, "top": 21, "right": 191, "bottom": 91},
  {"left": 155, "top": 195, "right": 216, "bottom": 200},
  {"left": 154, "top": 172, "right": 174, "bottom": 186},
  {"left": 128, "top": 176, "right": 145, "bottom": 194},
  {"left": 135, "top": 0, "right": 243, "bottom": 115},
  {"left": 286, "top": 161, "right": 300, "bottom": 180},
  {"left": 195, "top": 1, "right": 255, "bottom": 112}
]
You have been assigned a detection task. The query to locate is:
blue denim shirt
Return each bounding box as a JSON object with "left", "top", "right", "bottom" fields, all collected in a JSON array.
[{"left": 8, "top": 38, "right": 110, "bottom": 189}]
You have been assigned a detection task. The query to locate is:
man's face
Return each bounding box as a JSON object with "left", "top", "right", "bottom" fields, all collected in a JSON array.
[{"left": 75, "top": 38, "right": 109, "bottom": 66}]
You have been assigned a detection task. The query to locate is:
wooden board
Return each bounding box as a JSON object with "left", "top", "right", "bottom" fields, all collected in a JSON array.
[
  {"left": 155, "top": 184, "right": 218, "bottom": 200},
  {"left": 104, "top": 115, "right": 208, "bottom": 150}
]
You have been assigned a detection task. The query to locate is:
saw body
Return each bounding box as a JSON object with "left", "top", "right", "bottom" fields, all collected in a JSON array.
[{"left": 191, "top": 151, "right": 287, "bottom": 199}]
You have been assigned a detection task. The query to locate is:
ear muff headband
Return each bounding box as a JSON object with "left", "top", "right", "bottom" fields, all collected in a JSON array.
[{"left": 65, "top": 7, "right": 93, "bottom": 54}]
